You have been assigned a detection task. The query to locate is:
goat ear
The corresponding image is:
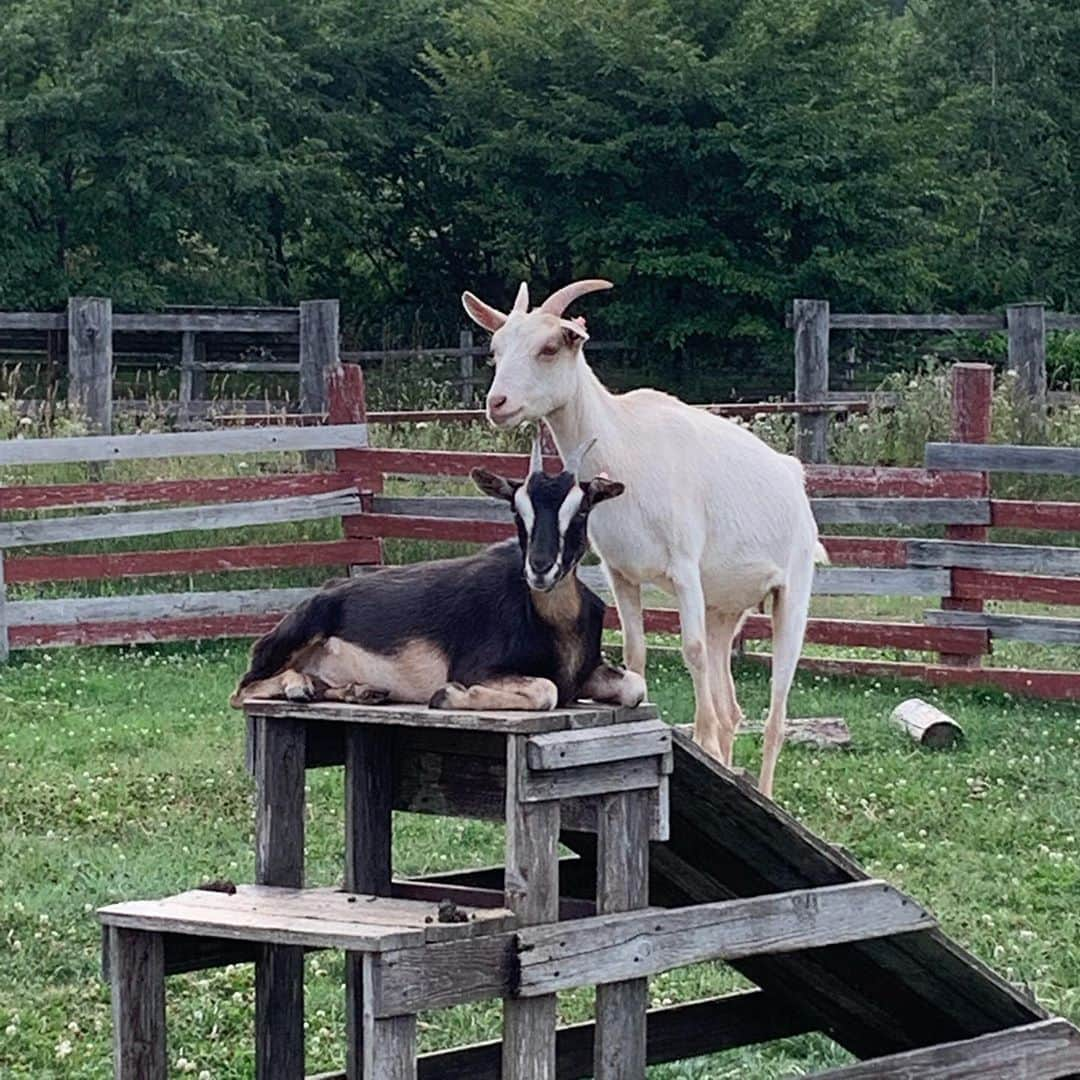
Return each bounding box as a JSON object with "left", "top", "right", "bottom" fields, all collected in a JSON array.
[
  {"left": 584, "top": 476, "right": 624, "bottom": 505},
  {"left": 471, "top": 467, "right": 518, "bottom": 502},
  {"left": 462, "top": 292, "right": 507, "bottom": 333},
  {"left": 560, "top": 316, "right": 589, "bottom": 348}
]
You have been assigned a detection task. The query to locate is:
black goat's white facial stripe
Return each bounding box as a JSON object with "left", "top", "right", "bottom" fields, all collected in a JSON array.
[
  {"left": 557, "top": 485, "right": 585, "bottom": 535},
  {"left": 514, "top": 485, "right": 535, "bottom": 533}
]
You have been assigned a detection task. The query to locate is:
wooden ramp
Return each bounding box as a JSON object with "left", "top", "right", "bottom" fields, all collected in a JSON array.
[{"left": 561, "top": 728, "right": 1050, "bottom": 1061}]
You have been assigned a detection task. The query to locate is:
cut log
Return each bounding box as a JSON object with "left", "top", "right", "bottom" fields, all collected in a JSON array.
[
  {"left": 890, "top": 699, "right": 964, "bottom": 749},
  {"left": 737, "top": 717, "right": 851, "bottom": 750}
]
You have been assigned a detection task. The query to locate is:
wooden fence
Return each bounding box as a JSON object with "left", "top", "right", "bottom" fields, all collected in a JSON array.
[
  {"left": 0, "top": 361, "right": 1077, "bottom": 699},
  {"left": 790, "top": 300, "right": 1080, "bottom": 460}
]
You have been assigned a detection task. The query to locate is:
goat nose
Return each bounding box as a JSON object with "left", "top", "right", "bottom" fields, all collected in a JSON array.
[{"left": 489, "top": 394, "right": 508, "bottom": 413}]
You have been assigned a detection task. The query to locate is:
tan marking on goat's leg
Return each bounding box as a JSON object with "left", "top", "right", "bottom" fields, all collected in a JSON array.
[
  {"left": 296, "top": 637, "right": 449, "bottom": 704},
  {"left": 430, "top": 676, "right": 559, "bottom": 712},
  {"left": 321, "top": 683, "right": 390, "bottom": 705},
  {"left": 281, "top": 669, "right": 315, "bottom": 701},
  {"left": 580, "top": 662, "right": 646, "bottom": 707},
  {"left": 231, "top": 672, "right": 293, "bottom": 706}
]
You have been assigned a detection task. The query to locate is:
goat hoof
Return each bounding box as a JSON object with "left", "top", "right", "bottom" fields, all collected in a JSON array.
[
  {"left": 429, "top": 683, "right": 466, "bottom": 710},
  {"left": 348, "top": 684, "right": 390, "bottom": 705},
  {"left": 283, "top": 675, "right": 314, "bottom": 701}
]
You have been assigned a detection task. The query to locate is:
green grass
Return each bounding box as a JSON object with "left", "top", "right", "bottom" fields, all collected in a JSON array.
[{"left": 1, "top": 643, "right": 1078, "bottom": 1078}]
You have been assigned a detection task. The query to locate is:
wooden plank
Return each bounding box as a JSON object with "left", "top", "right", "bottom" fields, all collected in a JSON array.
[
  {"left": 739, "top": 613, "right": 988, "bottom": 655},
  {"left": 0, "top": 471, "right": 351, "bottom": 512},
  {"left": 926, "top": 442, "right": 1080, "bottom": 476},
  {"left": 108, "top": 927, "right": 166, "bottom": 1080},
  {"left": 927, "top": 666, "right": 1080, "bottom": 701},
  {"left": 310, "top": 990, "right": 816, "bottom": 1080},
  {"left": 990, "top": 500, "right": 1080, "bottom": 532},
  {"left": 112, "top": 311, "right": 299, "bottom": 333},
  {"left": 67, "top": 296, "right": 113, "bottom": 432},
  {"left": 527, "top": 722, "right": 671, "bottom": 771},
  {"left": 517, "top": 881, "right": 935, "bottom": 996},
  {"left": 811, "top": 568, "right": 951, "bottom": 596},
  {"left": 810, "top": 1019, "right": 1080, "bottom": 1079},
  {"left": 244, "top": 698, "right": 654, "bottom": 736},
  {"left": 909, "top": 540, "right": 1080, "bottom": 577},
  {"left": 793, "top": 299, "right": 830, "bottom": 463},
  {"left": 827, "top": 313, "right": 1004, "bottom": 331},
  {"left": 7, "top": 539, "right": 379, "bottom": 584},
  {"left": 594, "top": 789, "right": 651, "bottom": 1079},
  {"left": 347, "top": 514, "right": 514, "bottom": 544},
  {"left": 9, "top": 612, "right": 283, "bottom": 648},
  {"left": 743, "top": 653, "right": 931, "bottom": 683},
  {"left": 952, "top": 569, "right": 1080, "bottom": 606},
  {"left": 0, "top": 311, "right": 66, "bottom": 331},
  {"left": 371, "top": 495, "right": 509, "bottom": 522},
  {"left": 820, "top": 536, "right": 909, "bottom": 567},
  {"left": 354, "top": 447, "right": 548, "bottom": 482},
  {"left": 811, "top": 498, "right": 989, "bottom": 526},
  {"left": 805, "top": 465, "right": 984, "bottom": 498},
  {"left": 0, "top": 423, "right": 367, "bottom": 466},
  {"left": 0, "top": 488, "right": 359, "bottom": 549},
  {"left": 522, "top": 757, "right": 663, "bottom": 802},
  {"left": 503, "top": 734, "right": 560, "bottom": 1080},
  {"left": 926, "top": 609, "right": 1080, "bottom": 645},
  {"left": 7, "top": 587, "right": 318, "bottom": 626}
]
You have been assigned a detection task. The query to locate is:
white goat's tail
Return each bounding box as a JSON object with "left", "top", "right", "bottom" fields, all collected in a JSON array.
[{"left": 813, "top": 541, "right": 831, "bottom": 565}]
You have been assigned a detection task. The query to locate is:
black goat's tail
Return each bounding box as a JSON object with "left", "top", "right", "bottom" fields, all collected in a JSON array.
[{"left": 230, "top": 591, "right": 337, "bottom": 707}]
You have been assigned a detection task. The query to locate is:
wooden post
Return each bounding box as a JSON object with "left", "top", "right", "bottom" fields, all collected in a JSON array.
[
  {"left": 594, "top": 789, "right": 651, "bottom": 1079},
  {"left": 109, "top": 926, "right": 166, "bottom": 1080},
  {"left": 300, "top": 299, "right": 341, "bottom": 415},
  {"left": 345, "top": 727, "right": 395, "bottom": 1080},
  {"left": 1007, "top": 302, "right": 1047, "bottom": 439},
  {"left": 503, "top": 734, "right": 560, "bottom": 1080},
  {"left": 362, "top": 955, "right": 417, "bottom": 1080},
  {"left": 330, "top": 363, "right": 382, "bottom": 569},
  {"left": 938, "top": 363, "right": 993, "bottom": 669},
  {"left": 459, "top": 329, "right": 475, "bottom": 406},
  {"left": 793, "top": 299, "right": 830, "bottom": 463},
  {"left": 253, "top": 715, "right": 306, "bottom": 1080},
  {"left": 67, "top": 296, "right": 113, "bottom": 433},
  {"left": 0, "top": 552, "right": 8, "bottom": 664}
]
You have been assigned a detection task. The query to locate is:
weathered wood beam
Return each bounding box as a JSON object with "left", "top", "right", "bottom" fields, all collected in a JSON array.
[{"left": 926, "top": 442, "right": 1080, "bottom": 476}]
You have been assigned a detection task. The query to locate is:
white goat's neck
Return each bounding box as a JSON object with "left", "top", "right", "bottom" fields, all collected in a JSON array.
[{"left": 544, "top": 358, "right": 620, "bottom": 479}]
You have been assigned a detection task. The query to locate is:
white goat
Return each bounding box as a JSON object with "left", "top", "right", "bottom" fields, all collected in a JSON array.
[{"left": 462, "top": 279, "right": 822, "bottom": 797}]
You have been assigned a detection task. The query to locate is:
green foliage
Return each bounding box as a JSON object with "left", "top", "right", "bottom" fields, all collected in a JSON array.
[{"left": 1, "top": 0, "right": 1078, "bottom": 385}]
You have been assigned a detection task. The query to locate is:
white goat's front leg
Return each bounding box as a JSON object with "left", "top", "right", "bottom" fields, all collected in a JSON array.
[
  {"left": 429, "top": 676, "right": 559, "bottom": 712},
  {"left": 607, "top": 566, "right": 646, "bottom": 677},
  {"left": 672, "top": 564, "right": 722, "bottom": 760},
  {"left": 706, "top": 610, "right": 746, "bottom": 766},
  {"left": 580, "top": 661, "right": 647, "bottom": 707}
]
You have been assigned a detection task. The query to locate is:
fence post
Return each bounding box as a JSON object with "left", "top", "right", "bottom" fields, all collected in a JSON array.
[
  {"left": 67, "top": 296, "right": 113, "bottom": 433},
  {"left": 177, "top": 331, "right": 207, "bottom": 425},
  {"left": 1006, "top": 302, "right": 1047, "bottom": 440},
  {"left": 938, "top": 362, "right": 993, "bottom": 669},
  {"left": 459, "top": 329, "right": 475, "bottom": 407},
  {"left": 793, "top": 299, "right": 829, "bottom": 463},
  {"left": 329, "top": 363, "right": 382, "bottom": 572},
  {"left": 0, "top": 552, "right": 8, "bottom": 664},
  {"left": 299, "top": 299, "right": 341, "bottom": 415}
]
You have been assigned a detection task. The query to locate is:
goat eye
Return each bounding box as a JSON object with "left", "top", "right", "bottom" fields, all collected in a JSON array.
[{"left": 539, "top": 344, "right": 559, "bottom": 358}]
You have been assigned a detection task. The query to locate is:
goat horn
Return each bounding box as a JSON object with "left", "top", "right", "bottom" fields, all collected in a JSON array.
[
  {"left": 539, "top": 279, "right": 613, "bottom": 316},
  {"left": 512, "top": 281, "right": 530, "bottom": 314},
  {"left": 529, "top": 432, "right": 543, "bottom": 475},
  {"left": 563, "top": 436, "right": 597, "bottom": 479}
]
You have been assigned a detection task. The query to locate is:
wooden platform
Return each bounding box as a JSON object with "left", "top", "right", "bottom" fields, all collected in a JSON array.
[{"left": 99, "top": 885, "right": 514, "bottom": 954}]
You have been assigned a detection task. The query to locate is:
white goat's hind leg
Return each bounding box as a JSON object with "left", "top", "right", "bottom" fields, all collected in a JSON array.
[
  {"left": 673, "top": 566, "right": 722, "bottom": 760},
  {"left": 608, "top": 566, "right": 647, "bottom": 677},
  {"left": 760, "top": 571, "right": 813, "bottom": 799},
  {"left": 706, "top": 611, "right": 744, "bottom": 767},
  {"left": 430, "top": 676, "right": 559, "bottom": 712}
]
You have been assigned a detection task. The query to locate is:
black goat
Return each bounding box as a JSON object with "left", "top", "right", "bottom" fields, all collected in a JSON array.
[{"left": 232, "top": 438, "right": 645, "bottom": 712}]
